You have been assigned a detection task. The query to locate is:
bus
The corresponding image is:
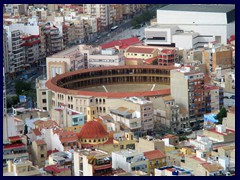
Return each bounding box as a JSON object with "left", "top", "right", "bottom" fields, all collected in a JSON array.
[{"left": 110, "top": 26, "right": 118, "bottom": 31}]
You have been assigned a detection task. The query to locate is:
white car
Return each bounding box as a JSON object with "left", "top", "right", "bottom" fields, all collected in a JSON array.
[{"left": 184, "top": 128, "right": 192, "bottom": 133}]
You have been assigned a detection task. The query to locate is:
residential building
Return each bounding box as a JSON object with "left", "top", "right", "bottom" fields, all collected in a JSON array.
[
  {"left": 202, "top": 46, "right": 232, "bottom": 74},
  {"left": 4, "top": 160, "right": 43, "bottom": 176},
  {"left": 224, "top": 72, "right": 235, "bottom": 93},
  {"left": 42, "top": 25, "right": 63, "bottom": 56},
  {"left": 28, "top": 5, "right": 48, "bottom": 21},
  {"left": 152, "top": 96, "right": 189, "bottom": 132},
  {"left": 4, "top": 26, "right": 25, "bottom": 74},
  {"left": 83, "top": 4, "right": 113, "bottom": 31},
  {"left": 171, "top": 67, "right": 205, "bottom": 128},
  {"left": 112, "top": 149, "right": 148, "bottom": 173},
  {"left": 222, "top": 107, "right": 235, "bottom": 131},
  {"left": 3, "top": 136, "right": 29, "bottom": 166},
  {"left": 144, "top": 150, "right": 166, "bottom": 175},
  {"left": 51, "top": 107, "right": 85, "bottom": 132},
  {"left": 155, "top": 165, "right": 192, "bottom": 176},
  {"left": 36, "top": 76, "right": 50, "bottom": 111},
  {"left": 107, "top": 97, "right": 154, "bottom": 135},
  {"left": 158, "top": 49, "right": 178, "bottom": 66},
  {"left": 74, "top": 149, "right": 112, "bottom": 176},
  {"left": 48, "top": 151, "right": 73, "bottom": 170},
  {"left": 203, "top": 124, "right": 235, "bottom": 143},
  {"left": 31, "top": 140, "right": 47, "bottom": 168},
  {"left": 110, "top": 107, "right": 141, "bottom": 137},
  {"left": 20, "top": 34, "right": 41, "bottom": 66},
  {"left": 124, "top": 46, "right": 158, "bottom": 65},
  {"left": 204, "top": 84, "right": 224, "bottom": 113},
  {"left": 135, "top": 137, "right": 165, "bottom": 154},
  {"left": 189, "top": 135, "right": 213, "bottom": 151},
  {"left": 44, "top": 165, "right": 71, "bottom": 176},
  {"left": 3, "top": 29, "right": 10, "bottom": 74},
  {"left": 145, "top": 4, "right": 235, "bottom": 47},
  {"left": 162, "top": 134, "right": 179, "bottom": 147}
]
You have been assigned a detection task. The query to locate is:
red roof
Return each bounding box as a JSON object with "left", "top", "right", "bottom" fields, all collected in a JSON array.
[
  {"left": 4, "top": 143, "right": 25, "bottom": 149},
  {"left": 78, "top": 120, "right": 108, "bottom": 139},
  {"left": 143, "top": 150, "right": 166, "bottom": 160},
  {"left": 34, "top": 140, "right": 46, "bottom": 145},
  {"left": 47, "top": 149, "right": 59, "bottom": 157},
  {"left": 32, "top": 129, "right": 42, "bottom": 136},
  {"left": 21, "top": 35, "right": 39, "bottom": 40},
  {"left": 9, "top": 136, "right": 21, "bottom": 141},
  {"left": 101, "top": 37, "right": 141, "bottom": 49},
  {"left": 44, "top": 165, "right": 70, "bottom": 173},
  {"left": 126, "top": 47, "right": 157, "bottom": 54},
  {"left": 21, "top": 40, "right": 41, "bottom": 47}
]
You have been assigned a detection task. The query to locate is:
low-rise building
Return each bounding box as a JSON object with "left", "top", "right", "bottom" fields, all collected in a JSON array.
[
  {"left": 155, "top": 165, "right": 192, "bottom": 176},
  {"left": 222, "top": 107, "right": 235, "bottom": 131},
  {"left": 144, "top": 150, "right": 166, "bottom": 175},
  {"left": 203, "top": 124, "right": 235, "bottom": 143},
  {"left": 74, "top": 149, "right": 112, "bottom": 176},
  {"left": 3, "top": 136, "right": 29, "bottom": 166},
  {"left": 112, "top": 149, "right": 148, "bottom": 173},
  {"left": 189, "top": 135, "right": 213, "bottom": 151},
  {"left": 48, "top": 151, "right": 73, "bottom": 170},
  {"left": 4, "top": 160, "right": 43, "bottom": 176},
  {"left": 31, "top": 140, "right": 47, "bottom": 168},
  {"left": 44, "top": 164, "right": 71, "bottom": 176}
]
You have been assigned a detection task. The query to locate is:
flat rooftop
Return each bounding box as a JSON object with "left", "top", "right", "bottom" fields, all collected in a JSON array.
[{"left": 159, "top": 4, "right": 235, "bottom": 13}]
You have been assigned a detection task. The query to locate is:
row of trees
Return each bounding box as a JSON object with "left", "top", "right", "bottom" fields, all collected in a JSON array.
[{"left": 131, "top": 10, "right": 155, "bottom": 28}]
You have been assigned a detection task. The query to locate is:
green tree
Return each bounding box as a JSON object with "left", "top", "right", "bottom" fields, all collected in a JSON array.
[
  {"left": 15, "top": 80, "right": 32, "bottom": 95},
  {"left": 215, "top": 107, "right": 227, "bottom": 124},
  {"left": 152, "top": 59, "right": 158, "bottom": 65},
  {"left": 7, "top": 96, "right": 19, "bottom": 108}
]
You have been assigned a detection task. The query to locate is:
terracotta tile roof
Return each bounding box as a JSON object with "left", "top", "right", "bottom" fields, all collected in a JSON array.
[
  {"left": 201, "top": 163, "right": 223, "bottom": 172},
  {"left": 32, "top": 129, "right": 42, "bottom": 136},
  {"left": 47, "top": 149, "right": 59, "bottom": 157},
  {"left": 162, "top": 96, "right": 174, "bottom": 102},
  {"left": 144, "top": 150, "right": 166, "bottom": 160},
  {"left": 8, "top": 136, "right": 21, "bottom": 141},
  {"left": 44, "top": 165, "right": 70, "bottom": 173},
  {"left": 60, "top": 136, "right": 78, "bottom": 143},
  {"left": 126, "top": 47, "right": 157, "bottom": 54},
  {"left": 4, "top": 143, "right": 25, "bottom": 149},
  {"left": 163, "top": 134, "right": 177, "bottom": 139},
  {"left": 35, "top": 120, "right": 60, "bottom": 130},
  {"left": 34, "top": 140, "right": 46, "bottom": 145},
  {"left": 101, "top": 37, "right": 141, "bottom": 49}
]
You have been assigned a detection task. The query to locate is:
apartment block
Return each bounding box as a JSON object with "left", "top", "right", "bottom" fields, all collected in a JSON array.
[
  {"left": 202, "top": 46, "right": 232, "bottom": 74},
  {"left": 21, "top": 34, "right": 41, "bottom": 66},
  {"left": 171, "top": 67, "right": 205, "bottom": 128},
  {"left": 107, "top": 97, "right": 154, "bottom": 135},
  {"left": 204, "top": 84, "right": 224, "bottom": 113}
]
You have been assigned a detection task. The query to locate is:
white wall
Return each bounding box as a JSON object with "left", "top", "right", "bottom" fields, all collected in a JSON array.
[{"left": 157, "top": 10, "right": 227, "bottom": 25}]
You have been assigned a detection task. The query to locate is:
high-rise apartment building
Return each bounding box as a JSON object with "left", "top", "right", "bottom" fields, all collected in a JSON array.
[{"left": 171, "top": 67, "right": 205, "bottom": 127}]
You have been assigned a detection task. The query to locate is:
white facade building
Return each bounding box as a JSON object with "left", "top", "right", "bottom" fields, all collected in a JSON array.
[
  {"left": 112, "top": 149, "right": 148, "bottom": 172},
  {"left": 145, "top": 4, "right": 235, "bottom": 49}
]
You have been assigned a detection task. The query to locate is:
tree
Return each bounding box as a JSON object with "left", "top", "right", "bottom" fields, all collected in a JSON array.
[
  {"left": 15, "top": 80, "right": 32, "bottom": 95},
  {"left": 7, "top": 96, "right": 19, "bottom": 108},
  {"left": 152, "top": 59, "right": 158, "bottom": 65},
  {"left": 215, "top": 107, "right": 227, "bottom": 124}
]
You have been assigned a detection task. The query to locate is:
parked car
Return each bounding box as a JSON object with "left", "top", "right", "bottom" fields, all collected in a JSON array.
[
  {"left": 230, "top": 95, "right": 235, "bottom": 99},
  {"left": 224, "top": 96, "right": 229, "bottom": 99},
  {"left": 176, "top": 130, "right": 184, "bottom": 135},
  {"left": 184, "top": 128, "right": 192, "bottom": 134}
]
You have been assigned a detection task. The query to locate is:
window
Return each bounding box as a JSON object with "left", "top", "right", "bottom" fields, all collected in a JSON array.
[
  {"left": 41, "top": 154, "right": 45, "bottom": 158},
  {"left": 40, "top": 145, "right": 44, "bottom": 151},
  {"left": 42, "top": 92, "right": 46, "bottom": 95},
  {"left": 42, "top": 99, "right": 46, "bottom": 103}
]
